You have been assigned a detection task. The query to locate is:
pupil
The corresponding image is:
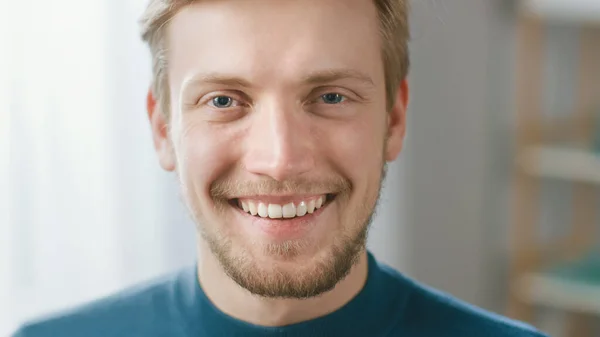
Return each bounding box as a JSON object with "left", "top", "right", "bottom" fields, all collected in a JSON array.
[{"left": 214, "top": 96, "right": 232, "bottom": 107}]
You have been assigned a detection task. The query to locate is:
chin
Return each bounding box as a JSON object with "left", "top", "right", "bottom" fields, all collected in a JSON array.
[{"left": 252, "top": 240, "right": 330, "bottom": 265}]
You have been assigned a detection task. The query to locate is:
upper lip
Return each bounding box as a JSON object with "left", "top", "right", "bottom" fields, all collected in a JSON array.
[{"left": 232, "top": 194, "right": 330, "bottom": 204}]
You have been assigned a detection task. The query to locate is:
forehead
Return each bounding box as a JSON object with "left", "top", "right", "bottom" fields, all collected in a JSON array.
[{"left": 166, "top": 0, "right": 384, "bottom": 91}]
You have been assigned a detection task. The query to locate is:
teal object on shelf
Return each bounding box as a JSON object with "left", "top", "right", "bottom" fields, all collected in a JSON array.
[{"left": 545, "top": 248, "right": 600, "bottom": 286}]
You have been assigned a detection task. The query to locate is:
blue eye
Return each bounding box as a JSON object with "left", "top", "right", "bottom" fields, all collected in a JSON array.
[
  {"left": 321, "top": 93, "right": 345, "bottom": 104},
  {"left": 211, "top": 96, "right": 234, "bottom": 108}
]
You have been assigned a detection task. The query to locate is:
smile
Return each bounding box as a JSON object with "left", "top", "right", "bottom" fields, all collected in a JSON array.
[{"left": 231, "top": 194, "right": 336, "bottom": 219}]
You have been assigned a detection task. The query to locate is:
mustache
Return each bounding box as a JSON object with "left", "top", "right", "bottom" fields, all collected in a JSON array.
[{"left": 210, "top": 175, "right": 352, "bottom": 200}]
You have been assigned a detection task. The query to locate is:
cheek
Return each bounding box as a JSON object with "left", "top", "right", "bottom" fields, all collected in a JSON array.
[
  {"left": 315, "top": 116, "right": 385, "bottom": 229},
  {"left": 316, "top": 116, "right": 386, "bottom": 185},
  {"left": 173, "top": 119, "right": 238, "bottom": 201}
]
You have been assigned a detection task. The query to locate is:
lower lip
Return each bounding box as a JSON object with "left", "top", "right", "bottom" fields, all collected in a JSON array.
[{"left": 233, "top": 204, "right": 328, "bottom": 240}]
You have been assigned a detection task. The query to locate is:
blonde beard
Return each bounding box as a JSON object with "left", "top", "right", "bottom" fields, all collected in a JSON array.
[{"left": 181, "top": 164, "right": 387, "bottom": 299}]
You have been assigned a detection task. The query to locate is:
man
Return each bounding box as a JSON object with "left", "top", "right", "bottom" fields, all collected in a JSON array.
[{"left": 14, "top": 1, "right": 548, "bottom": 336}]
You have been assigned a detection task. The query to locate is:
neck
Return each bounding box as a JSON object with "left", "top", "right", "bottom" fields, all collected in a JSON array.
[{"left": 197, "top": 244, "right": 369, "bottom": 327}]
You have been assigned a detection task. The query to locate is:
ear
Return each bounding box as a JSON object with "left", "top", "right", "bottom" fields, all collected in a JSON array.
[
  {"left": 385, "top": 79, "right": 409, "bottom": 162},
  {"left": 147, "top": 89, "right": 176, "bottom": 171}
]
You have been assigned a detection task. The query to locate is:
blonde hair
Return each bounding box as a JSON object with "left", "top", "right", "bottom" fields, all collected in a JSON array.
[{"left": 140, "top": 0, "right": 410, "bottom": 116}]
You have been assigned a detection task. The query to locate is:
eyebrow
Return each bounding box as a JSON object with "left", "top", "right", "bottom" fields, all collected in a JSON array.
[
  {"left": 182, "top": 73, "right": 253, "bottom": 90},
  {"left": 181, "top": 68, "right": 375, "bottom": 91},
  {"left": 301, "top": 69, "right": 375, "bottom": 87}
]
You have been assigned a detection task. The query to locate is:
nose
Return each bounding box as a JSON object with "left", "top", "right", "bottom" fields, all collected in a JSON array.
[{"left": 243, "top": 99, "right": 315, "bottom": 181}]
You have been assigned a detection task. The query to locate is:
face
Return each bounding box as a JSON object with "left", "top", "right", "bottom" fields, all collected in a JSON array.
[{"left": 148, "top": 0, "right": 408, "bottom": 299}]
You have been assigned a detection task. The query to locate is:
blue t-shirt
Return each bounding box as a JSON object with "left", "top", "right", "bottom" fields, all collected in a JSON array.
[{"left": 13, "top": 252, "right": 547, "bottom": 337}]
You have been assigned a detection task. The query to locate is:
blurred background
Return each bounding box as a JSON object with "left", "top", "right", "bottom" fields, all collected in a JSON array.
[{"left": 3, "top": 0, "right": 600, "bottom": 336}]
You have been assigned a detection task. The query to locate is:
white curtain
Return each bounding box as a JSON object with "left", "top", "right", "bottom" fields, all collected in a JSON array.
[{"left": 2, "top": 1, "right": 196, "bottom": 335}]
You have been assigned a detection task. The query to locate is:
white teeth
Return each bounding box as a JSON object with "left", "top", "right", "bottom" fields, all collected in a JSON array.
[
  {"left": 258, "top": 203, "right": 268, "bottom": 217},
  {"left": 316, "top": 196, "right": 323, "bottom": 209},
  {"left": 282, "top": 203, "right": 296, "bottom": 218},
  {"left": 248, "top": 202, "right": 258, "bottom": 215},
  {"left": 267, "top": 204, "right": 283, "bottom": 218},
  {"left": 240, "top": 196, "right": 328, "bottom": 218},
  {"left": 307, "top": 200, "right": 316, "bottom": 214},
  {"left": 296, "top": 202, "right": 307, "bottom": 216}
]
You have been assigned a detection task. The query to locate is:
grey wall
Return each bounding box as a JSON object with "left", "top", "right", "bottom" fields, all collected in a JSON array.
[
  {"left": 368, "top": 160, "right": 411, "bottom": 272},
  {"left": 405, "top": 0, "right": 512, "bottom": 310}
]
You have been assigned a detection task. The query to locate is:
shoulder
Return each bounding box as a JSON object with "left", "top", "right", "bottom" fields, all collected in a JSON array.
[
  {"left": 376, "top": 263, "right": 548, "bottom": 337},
  {"left": 12, "top": 268, "right": 194, "bottom": 337}
]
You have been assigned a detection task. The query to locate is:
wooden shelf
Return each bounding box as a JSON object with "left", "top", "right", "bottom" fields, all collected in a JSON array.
[
  {"left": 518, "top": 145, "right": 600, "bottom": 184},
  {"left": 509, "top": 1, "right": 600, "bottom": 330},
  {"left": 517, "top": 272, "right": 600, "bottom": 315},
  {"left": 521, "top": 0, "right": 600, "bottom": 24}
]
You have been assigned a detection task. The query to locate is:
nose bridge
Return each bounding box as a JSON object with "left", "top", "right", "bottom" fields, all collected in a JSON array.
[{"left": 244, "top": 97, "right": 314, "bottom": 180}]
